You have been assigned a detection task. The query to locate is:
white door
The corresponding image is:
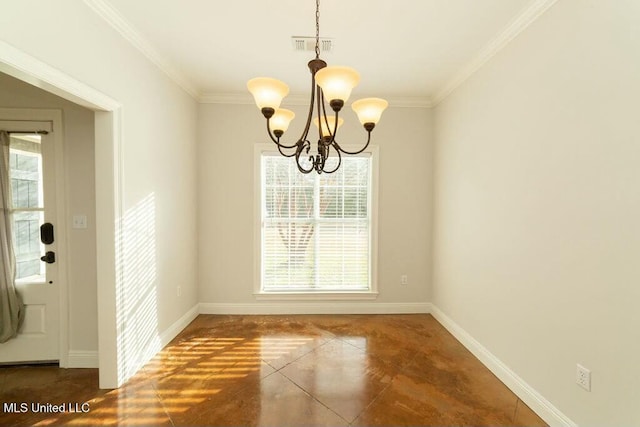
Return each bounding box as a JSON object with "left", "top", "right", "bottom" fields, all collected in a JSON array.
[{"left": 0, "top": 122, "right": 60, "bottom": 363}]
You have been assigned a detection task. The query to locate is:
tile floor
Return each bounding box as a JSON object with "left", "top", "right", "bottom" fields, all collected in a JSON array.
[{"left": 0, "top": 314, "right": 548, "bottom": 426}]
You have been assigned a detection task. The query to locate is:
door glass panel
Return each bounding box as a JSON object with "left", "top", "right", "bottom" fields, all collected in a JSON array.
[{"left": 9, "top": 135, "right": 45, "bottom": 283}]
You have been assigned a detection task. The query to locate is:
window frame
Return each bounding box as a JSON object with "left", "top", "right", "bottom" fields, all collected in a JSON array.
[{"left": 254, "top": 143, "right": 379, "bottom": 300}]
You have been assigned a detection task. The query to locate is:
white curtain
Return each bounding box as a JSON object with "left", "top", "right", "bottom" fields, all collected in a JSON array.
[{"left": 0, "top": 130, "right": 24, "bottom": 342}]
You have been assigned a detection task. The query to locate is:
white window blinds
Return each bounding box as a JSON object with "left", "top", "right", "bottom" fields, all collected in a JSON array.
[{"left": 261, "top": 154, "right": 371, "bottom": 291}]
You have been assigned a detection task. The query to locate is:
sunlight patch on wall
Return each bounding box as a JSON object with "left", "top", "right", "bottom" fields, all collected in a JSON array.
[{"left": 115, "top": 192, "right": 160, "bottom": 383}]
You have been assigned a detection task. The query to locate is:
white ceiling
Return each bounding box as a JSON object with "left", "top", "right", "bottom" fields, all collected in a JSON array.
[{"left": 100, "top": 0, "right": 538, "bottom": 103}]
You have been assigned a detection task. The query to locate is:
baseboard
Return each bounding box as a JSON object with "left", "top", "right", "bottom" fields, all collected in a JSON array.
[
  {"left": 67, "top": 305, "right": 198, "bottom": 372},
  {"left": 136, "top": 303, "right": 200, "bottom": 375},
  {"left": 199, "top": 302, "right": 431, "bottom": 315},
  {"left": 430, "top": 305, "right": 577, "bottom": 427},
  {"left": 159, "top": 304, "right": 199, "bottom": 347},
  {"left": 67, "top": 350, "right": 99, "bottom": 368}
]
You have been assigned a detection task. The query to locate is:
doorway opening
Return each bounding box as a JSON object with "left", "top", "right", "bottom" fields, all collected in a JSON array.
[{"left": 1, "top": 43, "right": 122, "bottom": 388}]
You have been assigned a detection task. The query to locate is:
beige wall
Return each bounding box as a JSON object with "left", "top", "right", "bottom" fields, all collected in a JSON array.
[
  {"left": 1, "top": 0, "right": 199, "bottom": 383},
  {"left": 198, "top": 103, "right": 432, "bottom": 308},
  {"left": 0, "top": 72, "right": 98, "bottom": 352},
  {"left": 433, "top": 0, "right": 640, "bottom": 424}
]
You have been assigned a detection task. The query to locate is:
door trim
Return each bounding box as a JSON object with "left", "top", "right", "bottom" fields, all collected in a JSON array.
[
  {"left": 0, "top": 108, "right": 68, "bottom": 366},
  {"left": 1, "top": 40, "right": 122, "bottom": 388}
]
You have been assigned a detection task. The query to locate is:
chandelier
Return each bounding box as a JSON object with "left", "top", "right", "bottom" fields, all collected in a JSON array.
[{"left": 247, "top": 0, "right": 388, "bottom": 174}]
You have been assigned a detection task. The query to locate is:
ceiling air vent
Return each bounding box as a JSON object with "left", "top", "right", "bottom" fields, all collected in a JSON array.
[{"left": 291, "top": 36, "right": 333, "bottom": 52}]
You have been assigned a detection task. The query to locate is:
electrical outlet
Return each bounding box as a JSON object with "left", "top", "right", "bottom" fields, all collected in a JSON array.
[
  {"left": 576, "top": 364, "right": 591, "bottom": 391},
  {"left": 177, "top": 286, "right": 182, "bottom": 297},
  {"left": 401, "top": 275, "right": 408, "bottom": 285}
]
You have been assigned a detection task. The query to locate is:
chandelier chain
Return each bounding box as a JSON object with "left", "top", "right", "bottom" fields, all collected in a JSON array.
[{"left": 315, "top": 0, "right": 320, "bottom": 58}]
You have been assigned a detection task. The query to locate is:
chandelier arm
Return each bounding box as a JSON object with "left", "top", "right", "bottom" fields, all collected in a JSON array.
[
  {"left": 330, "top": 109, "right": 339, "bottom": 143},
  {"left": 333, "top": 130, "right": 372, "bottom": 155},
  {"left": 320, "top": 94, "right": 330, "bottom": 139},
  {"left": 319, "top": 97, "right": 339, "bottom": 144},
  {"left": 294, "top": 142, "right": 314, "bottom": 174},
  {"left": 317, "top": 145, "right": 326, "bottom": 173},
  {"left": 316, "top": 85, "right": 324, "bottom": 141},
  {"left": 322, "top": 143, "right": 342, "bottom": 174},
  {"left": 276, "top": 140, "right": 299, "bottom": 158},
  {"left": 295, "top": 73, "right": 318, "bottom": 146},
  {"left": 266, "top": 117, "right": 299, "bottom": 149}
]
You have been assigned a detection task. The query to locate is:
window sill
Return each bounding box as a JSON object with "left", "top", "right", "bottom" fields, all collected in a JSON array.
[{"left": 254, "top": 291, "right": 379, "bottom": 301}]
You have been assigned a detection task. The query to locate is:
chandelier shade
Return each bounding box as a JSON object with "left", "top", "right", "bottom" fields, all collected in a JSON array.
[
  {"left": 247, "top": 0, "right": 387, "bottom": 174},
  {"left": 314, "top": 66, "right": 360, "bottom": 106},
  {"left": 271, "top": 109, "right": 296, "bottom": 133},
  {"left": 351, "top": 98, "right": 389, "bottom": 125},
  {"left": 247, "top": 77, "right": 289, "bottom": 111}
]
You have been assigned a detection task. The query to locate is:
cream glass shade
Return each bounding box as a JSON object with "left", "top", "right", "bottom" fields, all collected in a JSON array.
[
  {"left": 351, "top": 97, "right": 389, "bottom": 125},
  {"left": 271, "top": 109, "right": 295, "bottom": 133},
  {"left": 247, "top": 77, "right": 289, "bottom": 110},
  {"left": 315, "top": 66, "right": 360, "bottom": 103},
  {"left": 313, "top": 116, "right": 344, "bottom": 136}
]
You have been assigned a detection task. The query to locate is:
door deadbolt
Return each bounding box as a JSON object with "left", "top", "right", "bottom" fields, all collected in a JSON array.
[{"left": 40, "top": 223, "right": 54, "bottom": 244}]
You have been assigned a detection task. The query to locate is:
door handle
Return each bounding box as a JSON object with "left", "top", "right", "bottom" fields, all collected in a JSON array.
[
  {"left": 41, "top": 223, "right": 54, "bottom": 244},
  {"left": 40, "top": 251, "right": 56, "bottom": 264}
]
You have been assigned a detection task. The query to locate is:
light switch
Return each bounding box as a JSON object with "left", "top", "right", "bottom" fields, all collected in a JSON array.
[{"left": 72, "top": 215, "right": 87, "bottom": 229}]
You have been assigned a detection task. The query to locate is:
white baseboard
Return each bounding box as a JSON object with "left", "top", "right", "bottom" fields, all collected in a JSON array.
[
  {"left": 134, "top": 303, "right": 199, "bottom": 379},
  {"left": 67, "top": 350, "right": 99, "bottom": 368},
  {"left": 159, "top": 304, "right": 199, "bottom": 347},
  {"left": 67, "top": 305, "right": 198, "bottom": 372},
  {"left": 430, "top": 305, "right": 576, "bottom": 427},
  {"left": 199, "top": 302, "right": 431, "bottom": 315}
]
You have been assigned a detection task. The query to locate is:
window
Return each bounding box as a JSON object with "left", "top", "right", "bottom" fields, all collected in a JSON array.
[
  {"left": 9, "top": 135, "right": 45, "bottom": 282},
  {"left": 258, "top": 147, "right": 378, "bottom": 296}
]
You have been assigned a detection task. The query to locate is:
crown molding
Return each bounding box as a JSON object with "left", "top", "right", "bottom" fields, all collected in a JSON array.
[
  {"left": 384, "top": 96, "right": 433, "bottom": 108},
  {"left": 199, "top": 92, "right": 256, "bottom": 105},
  {"left": 83, "top": 0, "right": 199, "bottom": 99},
  {"left": 199, "top": 92, "right": 432, "bottom": 108},
  {"left": 82, "top": 0, "right": 556, "bottom": 108},
  {"left": 432, "top": 0, "right": 559, "bottom": 105}
]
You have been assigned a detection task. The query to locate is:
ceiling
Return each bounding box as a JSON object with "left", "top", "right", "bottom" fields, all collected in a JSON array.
[{"left": 99, "top": 0, "right": 537, "bottom": 103}]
